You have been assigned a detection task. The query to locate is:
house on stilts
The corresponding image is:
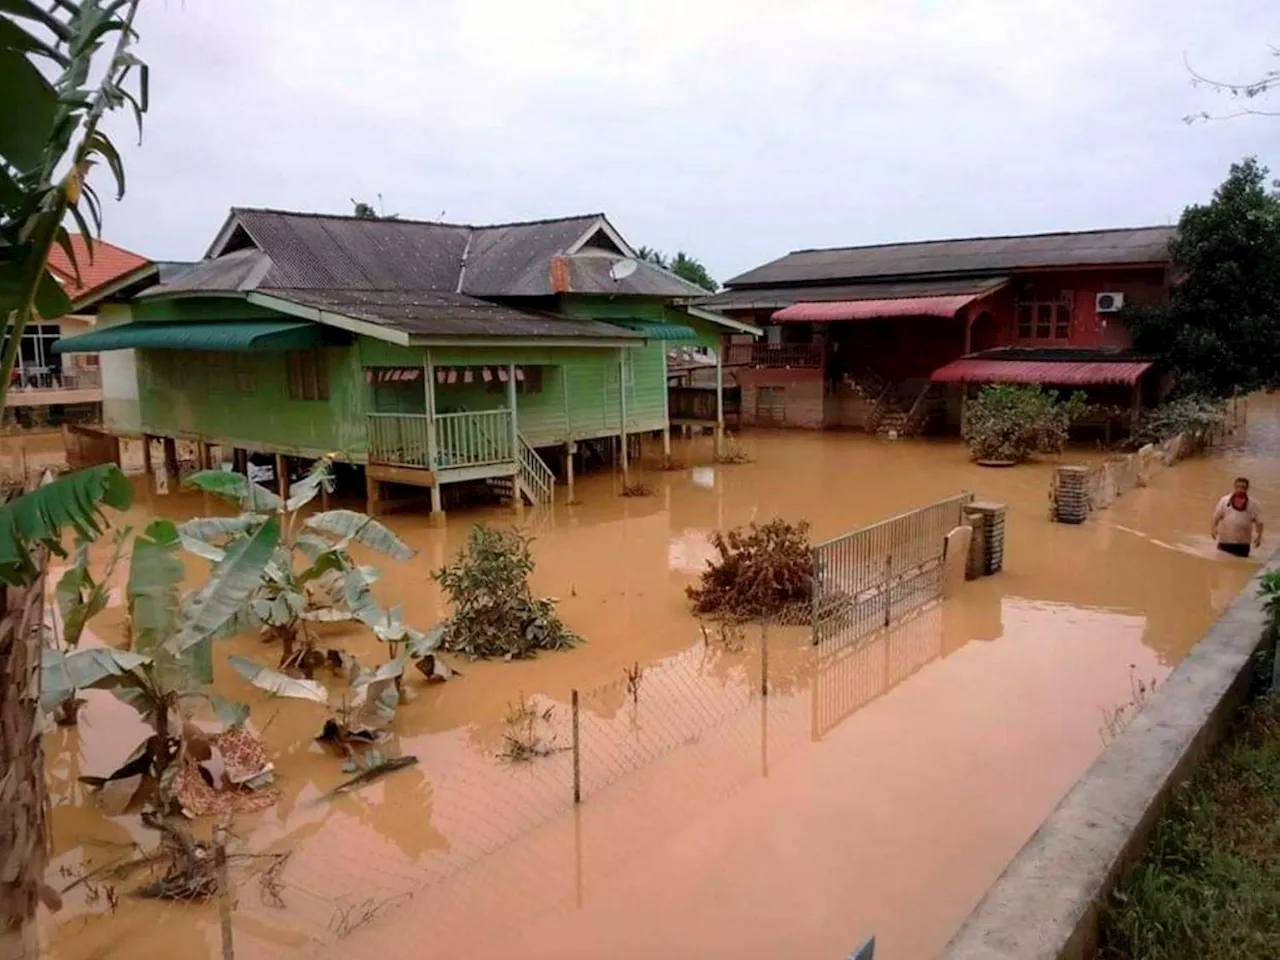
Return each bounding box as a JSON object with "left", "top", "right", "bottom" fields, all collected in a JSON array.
[{"left": 56, "top": 208, "right": 755, "bottom": 514}]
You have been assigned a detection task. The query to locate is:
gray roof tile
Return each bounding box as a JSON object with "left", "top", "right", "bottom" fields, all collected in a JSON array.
[{"left": 727, "top": 226, "right": 1175, "bottom": 288}]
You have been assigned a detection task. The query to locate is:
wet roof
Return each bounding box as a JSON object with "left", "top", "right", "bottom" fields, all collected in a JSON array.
[
  {"left": 258, "top": 288, "right": 642, "bottom": 342},
  {"left": 726, "top": 226, "right": 1175, "bottom": 289}
]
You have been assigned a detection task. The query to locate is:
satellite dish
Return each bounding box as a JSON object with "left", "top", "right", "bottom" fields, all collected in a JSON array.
[{"left": 609, "top": 258, "right": 638, "bottom": 282}]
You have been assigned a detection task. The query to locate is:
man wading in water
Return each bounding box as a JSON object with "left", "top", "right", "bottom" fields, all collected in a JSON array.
[{"left": 1212, "top": 477, "right": 1264, "bottom": 558}]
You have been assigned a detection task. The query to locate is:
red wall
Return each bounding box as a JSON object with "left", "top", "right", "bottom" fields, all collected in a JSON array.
[{"left": 968, "top": 267, "right": 1168, "bottom": 351}]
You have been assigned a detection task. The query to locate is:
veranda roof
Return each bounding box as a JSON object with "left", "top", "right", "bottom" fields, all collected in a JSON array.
[
  {"left": 609, "top": 319, "right": 700, "bottom": 341},
  {"left": 772, "top": 292, "right": 986, "bottom": 323},
  {"left": 53, "top": 319, "right": 325, "bottom": 353},
  {"left": 930, "top": 357, "right": 1153, "bottom": 387}
]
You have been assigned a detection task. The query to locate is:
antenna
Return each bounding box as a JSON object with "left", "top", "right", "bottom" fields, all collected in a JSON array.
[{"left": 609, "top": 258, "right": 638, "bottom": 282}]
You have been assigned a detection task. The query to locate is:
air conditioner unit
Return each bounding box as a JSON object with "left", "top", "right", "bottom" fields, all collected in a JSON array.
[{"left": 1096, "top": 292, "right": 1125, "bottom": 313}]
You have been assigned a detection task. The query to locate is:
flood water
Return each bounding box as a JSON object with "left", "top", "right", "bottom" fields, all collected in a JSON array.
[{"left": 40, "top": 396, "right": 1280, "bottom": 960}]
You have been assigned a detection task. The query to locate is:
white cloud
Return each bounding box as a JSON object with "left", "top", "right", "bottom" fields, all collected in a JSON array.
[{"left": 99, "top": 0, "right": 1280, "bottom": 281}]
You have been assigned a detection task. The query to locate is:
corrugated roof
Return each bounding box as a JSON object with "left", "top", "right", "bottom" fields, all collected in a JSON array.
[
  {"left": 696, "top": 277, "right": 1009, "bottom": 311},
  {"left": 47, "top": 235, "right": 151, "bottom": 300},
  {"left": 774, "top": 292, "right": 990, "bottom": 323},
  {"left": 930, "top": 357, "right": 1153, "bottom": 387},
  {"left": 566, "top": 256, "right": 710, "bottom": 298},
  {"left": 139, "top": 248, "right": 272, "bottom": 297},
  {"left": 259, "top": 288, "right": 642, "bottom": 342},
  {"left": 608, "top": 320, "right": 700, "bottom": 341},
  {"left": 727, "top": 226, "right": 1174, "bottom": 288}
]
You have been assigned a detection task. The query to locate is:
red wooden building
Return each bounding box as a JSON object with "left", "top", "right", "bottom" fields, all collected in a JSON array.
[{"left": 696, "top": 226, "right": 1174, "bottom": 435}]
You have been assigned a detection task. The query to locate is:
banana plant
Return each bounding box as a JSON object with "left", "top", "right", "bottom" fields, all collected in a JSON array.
[
  {"left": 40, "top": 517, "right": 280, "bottom": 798},
  {"left": 46, "top": 528, "right": 130, "bottom": 724},
  {"left": 178, "top": 458, "right": 443, "bottom": 679}
]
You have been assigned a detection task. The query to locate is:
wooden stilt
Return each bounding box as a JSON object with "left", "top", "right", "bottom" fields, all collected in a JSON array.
[
  {"left": 365, "top": 469, "right": 380, "bottom": 517},
  {"left": 565, "top": 441, "right": 576, "bottom": 503},
  {"left": 275, "top": 454, "right": 289, "bottom": 501},
  {"left": 162, "top": 437, "right": 179, "bottom": 486}
]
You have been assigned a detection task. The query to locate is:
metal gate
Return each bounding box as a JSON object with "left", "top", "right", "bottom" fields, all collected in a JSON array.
[{"left": 811, "top": 492, "right": 973, "bottom": 643}]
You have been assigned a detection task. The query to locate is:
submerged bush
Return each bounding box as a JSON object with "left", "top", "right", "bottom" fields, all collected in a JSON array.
[
  {"left": 434, "top": 524, "right": 578, "bottom": 659},
  {"left": 687, "top": 518, "right": 813, "bottom": 621},
  {"left": 964, "top": 384, "right": 1087, "bottom": 463},
  {"left": 1129, "top": 395, "right": 1228, "bottom": 448}
]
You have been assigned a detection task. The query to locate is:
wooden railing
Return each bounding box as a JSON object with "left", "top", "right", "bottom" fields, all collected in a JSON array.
[
  {"left": 517, "top": 434, "right": 555, "bottom": 504},
  {"left": 368, "top": 409, "right": 514, "bottom": 471},
  {"left": 433, "top": 409, "right": 512, "bottom": 469},
  {"left": 368, "top": 413, "right": 432, "bottom": 468},
  {"left": 725, "top": 342, "right": 823, "bottom": 368}
]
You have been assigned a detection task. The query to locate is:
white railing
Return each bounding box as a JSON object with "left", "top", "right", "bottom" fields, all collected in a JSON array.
[
  {"left": 517, "top": 434, "right": 555, "bottom": 505},
  {"left": 433, "top": 409, "right": 512, "bottom": 470}
]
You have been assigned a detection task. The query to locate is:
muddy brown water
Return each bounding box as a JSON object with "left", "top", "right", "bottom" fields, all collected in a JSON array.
[{"left": 41, "top": 397, "right": 1280, "bottom": 960}]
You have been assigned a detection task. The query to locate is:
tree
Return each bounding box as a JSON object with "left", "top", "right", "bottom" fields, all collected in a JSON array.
[
  {"left": 1185, "top": 46, "right": 1279, "bottom": 123},
  {"left": 1124, "top": 158, "right": 1280, "bottom": 397},
  {"left": 636, "top": 245, "right": 719, "bottom": 292},
  {"left": 350, "top": 194, "right": 398, "bottom": 220},
  {"left": 1, "top": 2, "right": 148, "bottom": 951}
]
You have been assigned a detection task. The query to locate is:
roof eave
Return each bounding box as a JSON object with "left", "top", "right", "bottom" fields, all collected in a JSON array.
[
  {"left": 682, "top": 304, "right": 761, "bottom": 336},
  {"left": 246, "top": 291, "right": 412, "bottom": 347},
  {"left": 407, "top": 335, "right": 643, "bottom": 349},
  {"left": 70, "top": 262, "right": 160, "bottom": 313}
]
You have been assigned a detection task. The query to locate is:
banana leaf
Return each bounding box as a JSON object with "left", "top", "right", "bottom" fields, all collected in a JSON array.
[
  {"left": 127, "top": 519, "right": 183, "bottom": 657},
  {"left": 177, "top": 514, "right": 266, "bottom": 545},
  {"left": 183, "top": 470, "right": 281, "bottom": 512},
  {"left": 54, "top": 535, "right": 124, "bottom": 648},
  {"left": 284, "top": 459, "right": 333, "bottom": 513},
  {"left": 0, "top": 463, "right": 133, "bottom": 586},
  {"left": 306, "top": 510, "right": 414, "bottom": 561},
  {"left": 174, "top": 516, "right": 280, "bottom": 651},
  {"left": 41, "top": 646, "right": 151, "bottom": 712},
  {"left": 227, "top": 654, "right": 328, "bottom": 703}
]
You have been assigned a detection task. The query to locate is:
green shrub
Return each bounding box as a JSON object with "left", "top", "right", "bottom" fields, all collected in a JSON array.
[{"left": 963, "top": 385, "right": 1088, "bottom": 463}]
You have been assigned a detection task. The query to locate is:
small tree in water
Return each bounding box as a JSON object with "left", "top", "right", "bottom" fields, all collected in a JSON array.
[
  {"left": 687, "top": 519, "right": 814, "bottom": 621},
  {"left": 434, "top": 525, "right": 578, "bottom": 659},
  {"left": 964, "top": 385, "right": 1088, "bottom": 463}
]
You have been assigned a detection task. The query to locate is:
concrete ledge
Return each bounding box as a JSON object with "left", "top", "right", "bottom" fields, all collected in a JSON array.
[{"left": 940, "top": 552, "right": 1279, "bottom": 960}]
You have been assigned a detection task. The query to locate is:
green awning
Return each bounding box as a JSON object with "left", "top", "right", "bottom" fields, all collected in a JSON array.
[
  {"left": 53, "top": 320, "right": 325, "bottom": 354},
  {"left": 610, "top": 320, "right": 700, "bottom": 342}
]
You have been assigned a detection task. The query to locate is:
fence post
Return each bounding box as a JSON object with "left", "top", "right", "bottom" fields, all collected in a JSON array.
[
  {"left": 883, "top": 553, "right": 892, "bottom": 628},
  {"left": 214, "top": 822, "right": 235, "bottom": 960},
  {"left": 810, "top": 547, "right": 821, "bottom": 644},
  {"left": 760, "top": 621, "right": 769, "bottom": 698},
  {"left": 571, "top": 688, "right": 581, "bottom": 805}
]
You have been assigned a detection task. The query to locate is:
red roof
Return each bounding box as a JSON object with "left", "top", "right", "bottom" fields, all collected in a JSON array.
[
  {"left": 47, "top": 235, "right": 150, "bottom": 301},
  {"left": 773, "top": 293, "right": 983, "bottom": 322},
  {"left": 930, "top": 358, "right": 1153, "bottom": 387}
]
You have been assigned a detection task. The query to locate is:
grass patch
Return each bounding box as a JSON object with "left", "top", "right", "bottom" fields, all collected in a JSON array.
[{"left": 1097, "top": 693, "right": 1280, "bottom": 960}]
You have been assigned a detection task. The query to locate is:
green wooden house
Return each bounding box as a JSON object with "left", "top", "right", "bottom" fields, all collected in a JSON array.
[{"left": 57, "top": 208, "right": 753, "bottom": 513}]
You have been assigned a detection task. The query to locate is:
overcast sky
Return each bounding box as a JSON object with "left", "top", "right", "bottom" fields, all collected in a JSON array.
[{"left": 101, "top": 0, "right": 1279, "bottom": 281}]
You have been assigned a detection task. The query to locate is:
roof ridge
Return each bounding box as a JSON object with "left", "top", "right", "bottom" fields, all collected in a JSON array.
[
  {"left": 230, "top": 206, "right": 606, "bottom": 232},
  {"left": 788, "top": 224, "right": 1175, "bottom": 256}
]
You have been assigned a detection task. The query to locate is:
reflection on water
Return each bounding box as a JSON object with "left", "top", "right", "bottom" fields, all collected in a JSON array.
[{"left": 42, "top": 396, "right": 1280, "bottom": 960}]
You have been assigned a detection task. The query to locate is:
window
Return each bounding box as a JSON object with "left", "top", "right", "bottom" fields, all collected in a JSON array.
[
  {"left": 486, "top": 366, "right": 544, "bottom": 395},
  {"left": 1016, "top": 293, "right": 1073, "bottom": 341},
  {"left": 756, "top": 386, "right": 785, "bottom": 424},
  {"left": 286, "top": 349, "right": 328, "bottom": 401}
]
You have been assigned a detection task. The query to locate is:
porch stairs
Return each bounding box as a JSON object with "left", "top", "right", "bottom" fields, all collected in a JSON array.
[
  {"left": 870, "top": 379, "right": 943, "bottom": 438},
  {"left": 484, "top": 437, "right": 556, "bottom": 506}
]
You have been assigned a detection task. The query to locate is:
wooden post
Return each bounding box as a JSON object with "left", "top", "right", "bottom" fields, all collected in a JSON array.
[
  {"left": 162, "top": 437, "right": 178, "bottom": 488},
  {"left": 1131, "top": 383, "right": 1141, "bottom": 435},
  {"left": 661, "top": 348, "right": 672, "bottom": 462},
  {"left": 365, "top": 470, "right": 381, "bottom": 517},
  {"left": 618, "top": 350, "right": 630, "bottom": 483},
  {"left": 714, "top": 347, "right": 725, "bottom": 458},
  {"left": 275, "top": 454, "right": 289, "bottom": 501},
  {"left": 507, "top": 363, "right": 519, "bottom": 506},
  {"left": 214, "top": 822, "right": 235, "bottom": 960},
  {"left": 571, "top": 688, "right": 581, "bottom": 804},
  {"left": 424, "top": 354, "right": 439, "bottom": 471},
  {"left": 141, "top": 434, "right": 153, "bottom": 477},
  {"left": 963, "top": 309, "right": 974, "bottom": 354}
]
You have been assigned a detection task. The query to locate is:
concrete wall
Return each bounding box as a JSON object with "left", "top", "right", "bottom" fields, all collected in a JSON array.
[
  {"left": 941, "top": 552, "right": 1278, "bottom": 960},
  {"left": 97, "top": 302, "right": 141, "bottom": 434},
  {"left": 736, "top": 368, "right": 825, "bottom": 429}
]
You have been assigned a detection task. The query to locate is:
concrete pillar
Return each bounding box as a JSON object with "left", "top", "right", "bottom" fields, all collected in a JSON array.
[
  {"left": 565, "top": 440, "right": 576, "bottom": 503},
  {"left": 662, "top": 425, "right": 672, "bottom": 462},
  {"left": 429, "top": 482, "right": 443, "bottom": 516}
]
